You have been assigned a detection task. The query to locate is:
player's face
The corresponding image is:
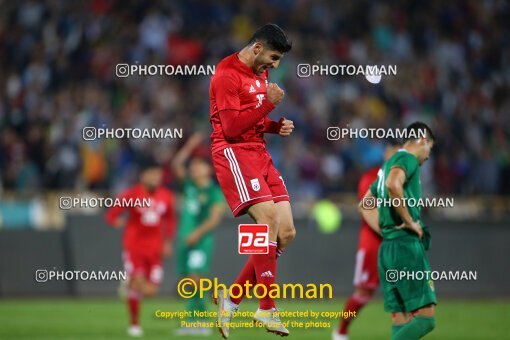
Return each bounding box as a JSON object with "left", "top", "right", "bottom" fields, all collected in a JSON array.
[
  {"left": 141, "top": 168, "right": 163, "bottom": 190},
  {"left": 253, "top": 43, "right": 284, "bottom": 75},
  {"left": 190, "top": 158, "right": 211, "bottom": 182},
  {"left": 418, "top": 138, "right": 434, "bottom": 165}
]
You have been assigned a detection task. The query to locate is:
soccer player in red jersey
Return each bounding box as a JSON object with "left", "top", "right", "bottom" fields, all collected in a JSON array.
[
  {"left": 333, "top": 140, "right": 400, "bottom": 340},
  {"left": 105, "top": 159, "right": 175, "bottom": 337},
  {"left": 209, "top": 23, "right": 294, "bottom": 338}
]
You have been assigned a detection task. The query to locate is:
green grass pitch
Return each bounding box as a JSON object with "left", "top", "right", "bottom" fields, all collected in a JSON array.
[{"left": 0, "top": 298, "right": 508, "bottom": 339}]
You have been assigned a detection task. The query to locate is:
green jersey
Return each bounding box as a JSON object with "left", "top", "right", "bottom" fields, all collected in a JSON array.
[
  {"left": 370, "top": 149, "right": 422, "bottom": 240},
  {"left": 177, "top": 178, "right": 224, "bottom": 240}
]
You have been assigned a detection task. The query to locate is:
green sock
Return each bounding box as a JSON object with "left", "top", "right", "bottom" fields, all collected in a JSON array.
[
  {"left": 391, "top": 323, "right": 408, "bottom": 339},
  {"left": 394, "top": 316, "right": 435, "bottom": 339},
  {"left": 187, "top": 295, "right": 206, "bottom": 320}
]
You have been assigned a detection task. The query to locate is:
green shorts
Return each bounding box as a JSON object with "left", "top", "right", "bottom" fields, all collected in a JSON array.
[
  {"left": 176, "top": 236, "right": 213, "bottom": 276},
  {"left": 378, "top": 235, "right": 437, "bottom": 313}
]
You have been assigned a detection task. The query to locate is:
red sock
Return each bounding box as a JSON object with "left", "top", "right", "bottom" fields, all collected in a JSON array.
[
  {"left": 230, "top": 257, "right": 256, "bottom": 305},
  {"left": 128, "top": 290, "right": 141, "bottom": 326},
  {"left": 338, "top": 293, "right": 371, "bottom": 334},
  {"left": 252, "top": 242, "right": 277, "bottom": 310}
]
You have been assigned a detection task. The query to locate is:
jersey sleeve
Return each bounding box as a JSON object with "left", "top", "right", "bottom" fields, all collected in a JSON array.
[
  {"left": 213, "top": 75, "right": 241, "bottom": 111},
  {"left": 391, "top": 152, "right": 418, "bottom": 180},
  {"left": 105, "top": 188, "right": 130, "bottom": 226},
  {"left": 262, "top": 117, "right": 283, "bottom": 134},
  {"left": 219, "top": 102, "right": 275, "bottom": 138}
]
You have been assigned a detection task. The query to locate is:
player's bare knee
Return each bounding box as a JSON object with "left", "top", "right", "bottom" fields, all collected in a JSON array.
[
  {"left": 355, "top": 287, "right": 375, "bottom": 299},
  {"left": 144, "top": 290, "right": 156, "bottom": 297},
  {"left": 129, "top": 276, "right": 145, "bottom": 292},
  {"left": 279, "top": 224, "right": 296, "bottom": 245},
  {"left": 392, "top": 312, "right": 413, "bottom": 325},
  {"left": 146, "top": 288, "right": 158, "bottom": 297},
  {"left": 143, "top": 283, "right": 158, "bottom": 297},
  {"left": 416, "top": 304, "right": 435, "bottom": 317},
  {"left": 253, "top": 204, "right": 279, "bottom": 229}
]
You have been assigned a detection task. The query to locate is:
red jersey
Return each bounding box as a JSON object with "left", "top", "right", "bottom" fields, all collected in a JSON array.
[
  {"left": 209, "top": 53, "right": 281, "bottom": 154},
  {"left": 358, "top": 167, "right": 381, "bottom": 238},
  {"left": 105, "top": 184, "right": 176, "bottom": 253},
  {"left": 354, "top": 167, "right": 383, "bottom": 288}
]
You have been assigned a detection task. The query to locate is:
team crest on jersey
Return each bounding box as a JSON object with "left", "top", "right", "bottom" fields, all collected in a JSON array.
[
  {"left": 249, "top": 84, "right": 256, "bottom": 93},
  {"left": 429, "top": 280, "right": 435, "bottom": 292},
  {"left": 256, "top": 79, "right": 261, "bottom": 88},
  {"left": 250, "top": 178, "right": 261, "bottom": 191}
]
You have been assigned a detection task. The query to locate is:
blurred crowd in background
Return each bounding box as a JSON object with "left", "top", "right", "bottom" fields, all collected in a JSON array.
[{"left": 1, "top": 0, "right": 509, "bottom": 202}]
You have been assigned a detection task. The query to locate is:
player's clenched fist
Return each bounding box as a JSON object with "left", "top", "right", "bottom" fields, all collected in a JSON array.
[
  {"left": 267, "top": 83, "right": 285, "bottom": 105},
  {"left": 278, "top": 119, "right": 294, "bottom": 137}
]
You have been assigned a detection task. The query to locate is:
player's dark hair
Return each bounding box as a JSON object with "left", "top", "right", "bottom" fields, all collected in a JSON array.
[
  {"left": 190, "top": 147, "right": 212, "bottom": 165},
  {"left": 190, "top": 155, "right": 211, "bottom": 166},
  {"left": 404, "top": 121, "right": 435, "bottom": 143},
  {"left": 139, "top": 156, "right": 160, "bottom": 172},
  {"left": 248, "top": 23, "right": 292, "bottom": 53}
]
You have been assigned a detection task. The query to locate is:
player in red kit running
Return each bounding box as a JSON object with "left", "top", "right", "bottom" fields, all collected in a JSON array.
[
  {"left": 333, "top": 140, "right": 400, "bottom": 340},
  {"left": 105, "top": 159, "right": 175, "bottom": 337},
  {"left": 209, "top": 23, "right": 294, "bottom": 338}
]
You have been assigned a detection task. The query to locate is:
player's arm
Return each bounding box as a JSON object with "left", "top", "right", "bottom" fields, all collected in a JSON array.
[
  {"left": 172, "top": 132, "right": 204, "bottom": 181},
  {"left": 214, "top": 75, "right": 283, "bottom": 138},
  {"left": 358, "top": 189, "right": 381, "bottom": 236},
  {"left": 105, "top": 190, "right": 130, "bottom": 228},
  {"left": 262, "top": 117, "right": 294, "bottom": 137},
  {"left": 185, "top": 203, "right": 225, "bottom": 247},
  {"left": 385, "top": 167, "right": 423, "bottom": 238}
]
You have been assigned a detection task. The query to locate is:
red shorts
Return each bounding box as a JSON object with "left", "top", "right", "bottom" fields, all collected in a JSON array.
[
  {"left": 353, "top": 227, "right": 382, "bottom": 289},
  {"left": 123, "top": 248, "right": 163, "bottom": 285},
  {"left": 212, "top": 144, "right": 290, "bottom": 217}
]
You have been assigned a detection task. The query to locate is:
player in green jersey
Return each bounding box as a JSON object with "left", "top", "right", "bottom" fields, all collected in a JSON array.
[
  {"left": 172, "top": 133, "right": 225, "bottom": 336},
  {"left": 359, "top": 122, "right": 436, "bottom": 340}
]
